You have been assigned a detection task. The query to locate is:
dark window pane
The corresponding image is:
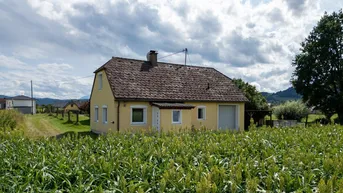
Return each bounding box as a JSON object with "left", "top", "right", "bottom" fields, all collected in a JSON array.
[
  {"left": 173, "top": 111, "right": 180, "bottom": 122},
  {"left": 132, "top": 108, "right": 144, "bottom": 122},
  {"left": 198, "top": 108, "right": 203, "bottom": 119}
]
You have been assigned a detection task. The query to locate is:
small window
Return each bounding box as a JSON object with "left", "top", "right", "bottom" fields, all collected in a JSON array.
[
  {"left": 102, "top": 106, "right": 107, "bottom": 124},
  {"left": 198, "top": 106, "right": 206, "bottom": 120},
  {"left": 131, "top": 106, "right": 147, "bottom": 125},
  {"left": 98, "top": 73, "right": 103, "bottom": 90},
  {"left": 94, "top": 106, "right": 99, "bottom": 122},
  {"left": 172, "top": 110, "right": 182, "bottom": 124},
  {"left": 71, "top": 104, "right": 74, "bottom": 107}
]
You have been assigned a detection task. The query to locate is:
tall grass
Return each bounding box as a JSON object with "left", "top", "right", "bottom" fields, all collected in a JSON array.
[
  {"left": 1, "top": 125, "right": 343, "bottom": 192},
  {"left": 0, "top": 110, "right": 23, "bottom": 131}
]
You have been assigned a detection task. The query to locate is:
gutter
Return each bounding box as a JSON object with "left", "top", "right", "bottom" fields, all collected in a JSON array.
[{"left": 117, "top": 101, "right": 120, "bottom": 132}]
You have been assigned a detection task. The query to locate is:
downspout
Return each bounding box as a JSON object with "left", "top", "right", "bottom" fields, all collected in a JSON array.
[{"left": 117, "top": 101, "right": 120, "bottom": 132}]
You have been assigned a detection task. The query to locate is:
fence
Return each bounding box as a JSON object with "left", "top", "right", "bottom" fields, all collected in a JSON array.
[{"left": 266, "top": 120, "right": 305, "bottom": 128}]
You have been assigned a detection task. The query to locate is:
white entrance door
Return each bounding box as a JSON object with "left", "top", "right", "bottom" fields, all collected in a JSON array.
[
  {"left": 218, "top": 105, "right": 237, "bottom": 130},
  {"left": 152, "top": 106, "right": 160, "bottom": 131}
]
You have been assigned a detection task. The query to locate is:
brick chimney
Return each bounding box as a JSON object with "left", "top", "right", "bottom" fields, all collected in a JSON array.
[{"left": 146, "top": 50, "right": 158, "bottom": 66}]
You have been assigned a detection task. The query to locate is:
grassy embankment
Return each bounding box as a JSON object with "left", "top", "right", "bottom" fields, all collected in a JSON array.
[{"left": 0, "top": 110, "right": 90, "bottom": 137}]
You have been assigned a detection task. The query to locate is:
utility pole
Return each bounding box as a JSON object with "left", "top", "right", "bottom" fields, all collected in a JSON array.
[
  {"left": 31, "top": 80, "right": 34, "bottom": 115},
  {"left": 184, "top": 48, "right": 188, "bottom": 66}
]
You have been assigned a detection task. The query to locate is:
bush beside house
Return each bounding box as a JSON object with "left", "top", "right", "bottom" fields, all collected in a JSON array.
[{"left": 273, "top": 101, "right": 309, "bottom": 121}]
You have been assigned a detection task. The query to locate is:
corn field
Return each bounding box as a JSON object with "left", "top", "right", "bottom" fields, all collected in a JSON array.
[{"left": 1, "top": 125, "right": 343, "bottom": 192}]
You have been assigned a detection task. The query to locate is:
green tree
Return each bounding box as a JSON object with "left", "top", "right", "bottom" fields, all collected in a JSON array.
[
  {"left": 232, "top": 78, "right": 269, "bottom": 110},
  {"left": 273, "top": 100, "right": 310, "bottom": 121},
  {"left": 291, "top": 10, "right": 343, "bottom": 124}
]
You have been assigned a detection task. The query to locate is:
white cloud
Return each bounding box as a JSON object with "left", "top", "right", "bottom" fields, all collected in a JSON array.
[
  {"left": 0, "top": 55, "right": 92, "bottom": 98},
  {"left": 0, "top": 0, "right": 340, "bottom": 98},
  {"left": 0, "top": 54, "right": 30, "bottom": 70}
]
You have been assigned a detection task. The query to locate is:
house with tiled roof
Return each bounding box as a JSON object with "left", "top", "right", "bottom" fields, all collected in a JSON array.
[
  {"left": 5, "top": 95, "right": 36, "bottom": 114},
  {"left": 90, "top": 50, "right": 248, "bottom": 133},
  {"left": 53, "top": 100, "right": 89, "bottom": 113}
]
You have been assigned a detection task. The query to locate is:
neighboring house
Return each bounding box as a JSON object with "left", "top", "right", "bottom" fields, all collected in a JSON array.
[
  {"left": 0, "top": 98, "right": 6, "bottom": 109},
  {"left": 90, "top": 50, "right": 248, "bottom": 133},
  {"left": 5, "top": 95, "right": 36, "bottom": 114},
  {"left": 54, "top": 100, "right": 89, "bottom": 113}
]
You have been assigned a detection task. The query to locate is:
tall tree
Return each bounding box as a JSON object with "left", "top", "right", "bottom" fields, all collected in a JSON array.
[
  {"left": 232, "top": 79, "right": 269, "bottom": 110},
  {"left": 292, "top": 10, "right": 343, "bottom": 124}
]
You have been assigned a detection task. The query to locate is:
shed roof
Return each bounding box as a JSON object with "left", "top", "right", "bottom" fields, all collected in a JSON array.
[{"left": 151, "top": 103, "right": 195, "bottom": 109}]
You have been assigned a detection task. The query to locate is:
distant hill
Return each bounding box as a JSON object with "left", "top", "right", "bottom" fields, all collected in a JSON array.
[
  {"left": 0, "top": 95, "right": 88, "bottom": 105},
  {"left": 36, "top": 98, "right": 89, "bottom": 105},
  {"left": 0, "top": 95, "right": 8, "bottom": 99},
  {"left": 80, "top": 95, "right": 90, "bottom": 100},
  {"left": 261, "top": 87, "right": 302, "bottom": 104},
  {"left": 35, "top": 98, "right": 67, "bottom": 105}
]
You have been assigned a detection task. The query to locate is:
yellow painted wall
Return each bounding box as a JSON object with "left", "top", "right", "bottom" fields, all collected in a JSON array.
[
  {"left": 90, "top": 71, "right": 245, "bottom": 133},
  {"left": 160, "top": 109, "right": 192, "bottom": 132},
  {"left": 90, "top": 70, "right": 117, "bottom": 133},
  {"left": 64, "top": 104, "right": 80, "bottom": 112},
  {"left": 185, "top": 102, "right": 245, "bottom": 131},
  {"left": 118, "top": 101, "right": 152, "bottom": 132}
]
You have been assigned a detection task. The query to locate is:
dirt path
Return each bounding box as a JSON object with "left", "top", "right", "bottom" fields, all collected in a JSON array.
[{"left": 24, "top": 115, "right": 62, "bottom": 137}]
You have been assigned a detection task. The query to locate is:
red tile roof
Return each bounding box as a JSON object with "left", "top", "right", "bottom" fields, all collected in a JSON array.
[{"left": 95, "top": 57, "right": 248, "bottom": 102}]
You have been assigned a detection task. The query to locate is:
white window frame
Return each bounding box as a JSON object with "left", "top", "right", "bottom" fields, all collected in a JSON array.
[
  {"left": 98, "top": 73, "right": 103, "bottom": 90},
  {"left": 197, "top": 106, "right": 206, "bottom": 120},
  {"left": 102, "top": 105, "right": 108, "bottom": 124},
  {"left": 172, "top": 110, "right": 182, "bottom": 124},
  {"left": 130, "top": 105, "right": 147, "bottom": 125},
  {"left": 94, "top": 105, "right": 99, "bottom": 122}
]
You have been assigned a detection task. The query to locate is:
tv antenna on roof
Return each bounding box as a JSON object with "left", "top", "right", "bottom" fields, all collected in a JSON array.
[
  {"left": 183, "top": 48, "right": 188, "bottom": 66},
  {"left": 158, "top": 48, "right": 189, "bottom": 65}
]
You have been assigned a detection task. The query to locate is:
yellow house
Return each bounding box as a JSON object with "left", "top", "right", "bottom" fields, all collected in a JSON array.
[
  {"left": 90, "top": 50, "right": 248, "bottom": 133},
  {"left": 54, "top": 100, "right": 89, "bottom": 112},
  {"left": 64, "top": 102, "right": 81, "bottom": 112}
]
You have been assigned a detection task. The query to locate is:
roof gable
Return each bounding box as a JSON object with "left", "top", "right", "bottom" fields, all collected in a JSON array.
[{"left": 96, "top": 57, "right": 248, "bottom": 102}]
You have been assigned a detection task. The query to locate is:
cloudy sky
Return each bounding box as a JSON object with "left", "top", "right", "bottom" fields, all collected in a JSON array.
[{"left": 0, "top": 0, "right": 341, "bottom": 99}]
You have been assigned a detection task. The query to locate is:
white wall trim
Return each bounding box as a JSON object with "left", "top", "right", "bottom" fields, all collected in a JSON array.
[
  {"left": 94, "top": 105, "right": 99, "bottom": 122},
  {"left": 197, "top": 106, "right": 206, "bottom": 120},
  {"left": 130, "top": 105, "right": 147, "bottom": 125},
  {"left": 102, "top": 105, "right": 108, "bottom": 124},
  {"left": 172, "top": 109, "right": 182, "bottom": 124},
  {"left": 98, "top": 73, "right": 103, "bottom": 90}
]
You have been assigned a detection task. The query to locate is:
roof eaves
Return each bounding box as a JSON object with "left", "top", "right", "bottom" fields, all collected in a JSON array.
[{"left": 115, "top": 97, "right": 248, "bottom": 103}]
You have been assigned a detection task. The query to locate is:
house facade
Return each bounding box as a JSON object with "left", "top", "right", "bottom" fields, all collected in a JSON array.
[
  {"left": 90, "top": 51, "right": 248, "bottom": 133},
  {"left": 53, "top": 100, "right": 90, "bottom": 113},
  {"left": 0, "top": 98, "right": 6, "bottom": 109},
  {"left": 5, "top": 95, "right": 36, "bottom": 114}
]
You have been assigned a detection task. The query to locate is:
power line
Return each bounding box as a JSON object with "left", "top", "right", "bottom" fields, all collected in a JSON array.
[{"left": 158, "top": 50, "right": 185, "bottom": 60}]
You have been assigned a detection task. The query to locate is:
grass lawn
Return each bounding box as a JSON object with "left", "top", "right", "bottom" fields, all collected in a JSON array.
[
  {"left": 23, "top": 113, "right": 90, "bottom": 137},
  {"left": 46, "top": 113, "right": 90, "bottom": 132}
]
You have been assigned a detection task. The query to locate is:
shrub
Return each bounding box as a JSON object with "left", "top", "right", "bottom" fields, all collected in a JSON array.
[
  {"left": 273, "top": 100, "right": 310, "bottom": 121},
  {"left": 0, "top": 110, "right": 23, "bottom": 131}
]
